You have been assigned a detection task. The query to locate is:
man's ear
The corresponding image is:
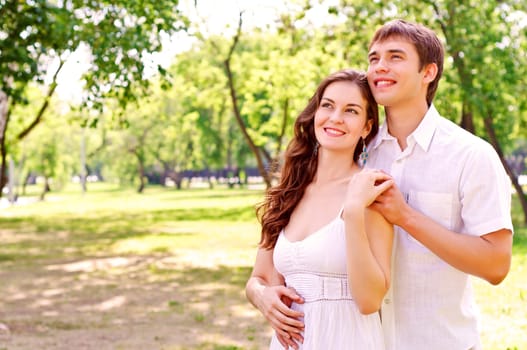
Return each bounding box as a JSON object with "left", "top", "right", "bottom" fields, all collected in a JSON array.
[{"left": 423, "top": 63, "right": 438, "bottom": 83}]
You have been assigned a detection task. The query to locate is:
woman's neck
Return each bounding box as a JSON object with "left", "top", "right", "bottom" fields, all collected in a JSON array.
[{"left": 313, "top": 151, "right": 359, "bottom": 185}]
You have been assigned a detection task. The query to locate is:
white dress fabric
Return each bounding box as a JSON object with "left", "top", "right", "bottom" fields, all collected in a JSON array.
[{"left": 270, "top": 214, "right": 385, "bottom": 350}]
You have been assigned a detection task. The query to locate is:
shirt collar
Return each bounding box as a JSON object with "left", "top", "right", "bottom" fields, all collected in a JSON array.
[
  {"left": 371, "top": 104, "right": 439, "bottom": 153},
  {"left": 371, "top": 119, "right": 394, "bottom": 150},
  {"left": 412, "top": 104, "right": 439, "bottom": 152}
]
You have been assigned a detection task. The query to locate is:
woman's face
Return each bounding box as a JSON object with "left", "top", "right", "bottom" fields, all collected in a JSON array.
[{"left": 314, "top": 81, "right": 372, "bottom": 155}]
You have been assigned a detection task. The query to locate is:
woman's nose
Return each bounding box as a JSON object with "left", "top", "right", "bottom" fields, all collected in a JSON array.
[{"left": 329, "top": 110, "right": 344, "bottom": 122}]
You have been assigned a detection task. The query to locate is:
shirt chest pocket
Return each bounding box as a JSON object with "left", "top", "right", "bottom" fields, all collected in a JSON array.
[{"left": 406, "top": 191, "right": 454, "bottom": 246}]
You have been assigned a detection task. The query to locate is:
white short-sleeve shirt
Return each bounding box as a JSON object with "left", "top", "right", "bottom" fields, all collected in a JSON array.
[{"left": 369, "top": 105, "right": 513, "bottom": 350}]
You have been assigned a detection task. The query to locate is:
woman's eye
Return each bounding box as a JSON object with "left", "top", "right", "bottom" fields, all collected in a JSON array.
[{"left": 346, "top": 108, "right": 359, "bottom": 114}]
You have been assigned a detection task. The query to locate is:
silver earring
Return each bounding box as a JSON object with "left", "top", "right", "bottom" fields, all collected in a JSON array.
[{"left": 359, "top": 138, "right": 368, "bottom": 167}]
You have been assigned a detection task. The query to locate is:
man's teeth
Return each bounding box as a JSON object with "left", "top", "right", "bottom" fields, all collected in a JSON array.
[{"left": 377, "top": 80, "right": 393, "bottom": 87}]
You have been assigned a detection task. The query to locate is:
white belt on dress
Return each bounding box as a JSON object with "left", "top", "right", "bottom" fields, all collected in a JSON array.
[{"left": 286, "top": 272, "right": 352, "bottom": 303}]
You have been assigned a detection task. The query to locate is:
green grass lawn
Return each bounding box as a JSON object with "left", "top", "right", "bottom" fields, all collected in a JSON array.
[{"left": 0, "top": 183, "right": 526, "bottom": 349}]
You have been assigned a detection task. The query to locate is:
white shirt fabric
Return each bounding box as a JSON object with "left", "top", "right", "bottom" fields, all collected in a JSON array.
[{"left": 368, "top": 104, "right": 513, "bottom": 350}]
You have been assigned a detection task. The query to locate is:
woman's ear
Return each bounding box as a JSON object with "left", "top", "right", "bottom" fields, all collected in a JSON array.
[{"left": 362, "top": 119, "right": 373, "bottom": 139}]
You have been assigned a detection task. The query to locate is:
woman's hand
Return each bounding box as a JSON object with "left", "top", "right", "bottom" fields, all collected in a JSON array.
[{"left": 345, "top": 168, "right": 394, "bottom": 210}]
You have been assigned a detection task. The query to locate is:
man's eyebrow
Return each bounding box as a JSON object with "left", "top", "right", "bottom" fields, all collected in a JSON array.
[
  {"left": 368, "top": 48, "right": 406, "bottom": 57},
  {"left": 388, "top": 48, "right": 406, "bottom": 55}
]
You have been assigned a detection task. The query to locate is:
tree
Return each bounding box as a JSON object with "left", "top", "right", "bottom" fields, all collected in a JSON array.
[
  {"left": 420, "top": 0, "right": 527, "bottom": 223},
  {"left": 9, "top": 91, "right": 79, "bottom": 201},
  {"left": 171, "top": 44, "right": 233, "bottom": 188},
  {"left": 0, "top": 0, "right": 188, "bottom": 196},
  {"left": 221, "top": 13, "right": 274, "bottom": 188},
  {"left": 205, "top": 5, "right": 342, "bottom": 188}
]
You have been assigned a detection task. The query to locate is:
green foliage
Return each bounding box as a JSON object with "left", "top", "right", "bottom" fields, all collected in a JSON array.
[
  {"left": 0, "top": 1, "right": 72, "bottom": 101},
  {"left": 0, "top": 0, "right": 187, "bottom": 109},
  {"left": 3, "top": 1, "right": 527, "bottom": 217},
  {"left": 7, "top": 85, "right": 80, "bottom": 192}
]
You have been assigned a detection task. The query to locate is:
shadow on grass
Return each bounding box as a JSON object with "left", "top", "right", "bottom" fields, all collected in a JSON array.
[
  {"left": 0, "top": 203, "right": 259, "bottom": 268},
  {"left": 0, "top": 206, "right": 255, "bottom": 231},
  {"left": 0, "top": 205, "right": 256, "bottom": 254},
  {"left": 155, "top": 189, "right": 263, "bottom": 202},
  {"left": 0, "top": 253, "right": 266, "bottom": 350},
  {"left": 175, "top": 265, "right": 252, "bottom": 288},
  {"left": 169, "top": 264, "right": 267, "bottom": 349}
]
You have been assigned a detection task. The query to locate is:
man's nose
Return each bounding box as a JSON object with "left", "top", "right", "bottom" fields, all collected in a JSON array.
[{"left": 374, "top": 58, "right": 389, "bottom": 72}]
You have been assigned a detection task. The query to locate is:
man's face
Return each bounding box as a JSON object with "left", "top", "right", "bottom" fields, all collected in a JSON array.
[{"left": 367, "top": 37, "right": 428, "bottom": 109}]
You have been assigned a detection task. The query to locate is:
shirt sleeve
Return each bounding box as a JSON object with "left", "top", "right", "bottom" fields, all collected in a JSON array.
[{"left": 459, "top": 139, "right": 514, "bottom": 236}]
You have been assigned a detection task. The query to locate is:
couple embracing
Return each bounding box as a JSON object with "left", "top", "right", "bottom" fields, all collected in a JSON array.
[{"left": 246, "top": 19, "right": 513, "bottom": 350}]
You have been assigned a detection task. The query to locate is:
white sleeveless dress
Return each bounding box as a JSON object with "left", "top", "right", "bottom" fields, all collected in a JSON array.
[{"left": 270, "top": 214, "right": 385, "bottom": 350}]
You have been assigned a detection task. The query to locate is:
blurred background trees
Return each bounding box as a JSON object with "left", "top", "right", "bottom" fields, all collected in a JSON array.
[{"left": 1, "top": 0, "right": 526, "bottom": 220}]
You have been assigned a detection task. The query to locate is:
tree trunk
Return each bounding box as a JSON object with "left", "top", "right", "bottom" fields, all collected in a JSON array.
[
  {"left": 80, "top": 127, "right": 87, "bottom": 193},
  {"left": 136, "top": 155, "right": 146, "bottom": 193},
  {"left": 222, "top": 13, "right": 272, "bottom": 188},
  {"left": 0, "top": 91, "right": 10, "bottom": 198},
  {"left": 224, "top": 59, "right": 271, "bottom": 187},
  {"left": 17, "top": 59, "right": 64, "bottom": 140},
  {"left": 8, "top": 157, "right": 16, "bottom": 203},
  {"left": 483, "top": 115, "right": 527, "bottom": 224},
  {"left": 460, "top": 103, "right": 475, "bottom": 134},
  {"left": 39, "top": 177, "right": 51, "bottom": 201},
  {"left": 22, "top": 172, "right": 31, "bottom": 195}
]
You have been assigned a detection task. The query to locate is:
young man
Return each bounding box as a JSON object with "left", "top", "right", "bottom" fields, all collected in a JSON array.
[{"left": 366, "top": 19, "right": 513, "bottom": 350}]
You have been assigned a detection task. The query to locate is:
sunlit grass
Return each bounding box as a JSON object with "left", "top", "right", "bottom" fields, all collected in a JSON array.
[
  {"left": 1, "top": 183, "right": 526, "bottom": 349},
  {"left": 0, "top": 183, "right": 262, "bottom": 263},
  {"left": 475, "top": 221, "right": 527, "bottom": 350},
  {"left": 1, "top": 183, "right": 268, "bottom": 349}
]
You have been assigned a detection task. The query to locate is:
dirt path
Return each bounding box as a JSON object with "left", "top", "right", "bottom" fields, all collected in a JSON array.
[{"left": 0, "top": 254, "right": 272, "bottom": 350}]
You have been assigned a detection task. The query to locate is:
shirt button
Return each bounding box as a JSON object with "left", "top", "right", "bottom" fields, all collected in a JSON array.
[{"left": 384, "top": 299, "right": 391, "bottom": 304}]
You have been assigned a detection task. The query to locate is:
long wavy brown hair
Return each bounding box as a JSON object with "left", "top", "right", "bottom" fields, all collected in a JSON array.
[{"left": 257, "top": 69, "right": 379, "bottom": 249}]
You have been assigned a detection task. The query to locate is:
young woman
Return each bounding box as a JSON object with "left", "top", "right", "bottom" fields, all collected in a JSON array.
[{"left": 246, "top": 69, "right": 394, "bottom": 349}]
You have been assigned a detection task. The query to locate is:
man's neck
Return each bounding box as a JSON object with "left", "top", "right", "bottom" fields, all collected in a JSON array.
[{"left": 384, "top": 102, "right": 430, "bottom": 150}]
